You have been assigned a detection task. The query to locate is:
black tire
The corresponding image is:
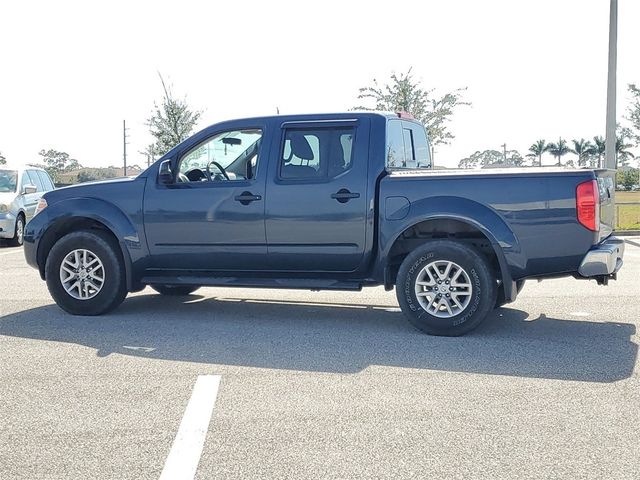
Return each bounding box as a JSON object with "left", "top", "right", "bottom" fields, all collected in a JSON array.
[
  {"left": 151, "top": 285, "right": 200, "bottom": 296},
  {"left": 395, "top": 240, "right": 497, "bottom": 336},
  {"left": 495, "top": 280, "right": 525, "bottom": 308},
  {"left": 45, "top": 230, "right": 128, "bottom": 315},
  {"left": 9, "top": 214, "right": 25, "bottom": 247}
]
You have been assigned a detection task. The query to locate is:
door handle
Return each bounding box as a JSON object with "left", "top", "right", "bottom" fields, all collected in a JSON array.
[
  {"left": 331, "top": 189, "right": 360, "bottom": 203},
  {"left": 234, "top": 191, "right": 262, "bottom": 205}
]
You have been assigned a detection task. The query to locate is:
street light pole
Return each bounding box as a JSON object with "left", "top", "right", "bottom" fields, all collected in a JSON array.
[
  {"left": 605, "top": 0, "right": 618, "bottom": 170},
  {"left": 123, "top": 120, "right": 129, "bottom": 176}
]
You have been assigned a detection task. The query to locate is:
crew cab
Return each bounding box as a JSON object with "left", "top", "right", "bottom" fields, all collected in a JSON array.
[{"left": 23, "top": 112, "right": 625, "bottom": 335}]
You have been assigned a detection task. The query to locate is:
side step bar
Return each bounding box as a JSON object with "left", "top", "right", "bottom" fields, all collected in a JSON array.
[{"left": 141, "top": 276, "right": 364, "bottom": 292}]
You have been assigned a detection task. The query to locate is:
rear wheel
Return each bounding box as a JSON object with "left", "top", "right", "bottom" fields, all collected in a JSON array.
[
  {"left": 151, "top": 285, "right": 200, "bottom": 296},
  {"left": 9, "top": 214, "right": 24, "bottom": 247},
  {"left": 396, "top": 240, "right": 497, "bottom": 336},
  {"left": 45, "top": 230, "right": 127, "bottom": 315}
]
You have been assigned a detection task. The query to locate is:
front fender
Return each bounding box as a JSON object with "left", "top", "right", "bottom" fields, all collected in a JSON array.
[
  {"left": 379, "top": 196, "right": 526, "bottom": 301},
  {"left": 27, "top": 197, "right": 146, "bottom": 290}
]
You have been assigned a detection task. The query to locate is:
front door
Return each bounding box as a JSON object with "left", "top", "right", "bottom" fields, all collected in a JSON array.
[
  {"left": 144, "top": 126, "right": 268, "bottom": 272},
  {"left": 265, "top": 120, "right": 369, "bottom": 272},
  {"left": 21, "top": 170, "right": 41, "bottom": 221}
]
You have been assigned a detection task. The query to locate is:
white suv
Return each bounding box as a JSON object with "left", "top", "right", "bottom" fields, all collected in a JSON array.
[{"left": 0, "top": 165, "right": 55, "bottom": 246}]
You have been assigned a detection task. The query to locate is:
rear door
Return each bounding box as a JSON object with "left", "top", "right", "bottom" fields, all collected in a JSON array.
[
  {"left": 23, "top": 170, "right": 43, "bottom": 220},
  {"left": 265, "top": 119, "right": 369, "bottom": 272},
  {"left": 36, "top": 170, "right": 55, "bottom": 192}
]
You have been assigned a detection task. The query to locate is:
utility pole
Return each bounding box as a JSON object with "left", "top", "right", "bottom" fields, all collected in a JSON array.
[
  {"left": 123, "top": 120, "right": 129, "bottom": 176},
  {"left": 605, "top": 0, "right": 618, "bottom": 170},
  {"left": 501, "top": 143, "right": 507, "bottom": 165}
]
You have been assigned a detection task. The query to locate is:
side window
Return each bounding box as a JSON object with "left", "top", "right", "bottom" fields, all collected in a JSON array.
[
  {"left": 37, "top": 171, "right": 55, "bottom": 191},
  {"left": 19, "top": 172, "right": 30, "bottom": 191},
  {"left": 26, "top": 170, "right": 44, "bottom": 192},
  {"left": 402, "top": 128, "right": 415, "bottom": 167},
  {"left": 386, "top": 120, "right": 432, "bottom": 169},
  {"left": 280, "top": 127, "right": 354, "bottom": 180},
  {"left": 282, "top": 132, "right": 321, "bottom": 171},
  {"left": 407, "top": 122, "right": 431, "bottom": 168},
  {"left": 386, "top": 120, "right": 406, "bottom": 168},
  {"left": 178, "top": 129, "right": 262, "bottom": 183}
]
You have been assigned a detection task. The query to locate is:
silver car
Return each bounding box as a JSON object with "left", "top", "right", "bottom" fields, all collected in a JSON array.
[{"left": 0, "top": 165, "right": 55, "bottom": 246}]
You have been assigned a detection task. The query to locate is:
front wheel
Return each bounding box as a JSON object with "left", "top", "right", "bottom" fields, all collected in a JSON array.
[
  {"left": 45, "top": 230, "right": 128, "bottom": 315},
  {"left": 151, "top": 285, "right": 200, "bottom": 296},
  {"left": 396, "top": 240, "right": 497, "bottom": 336},
  {"left": 9, "top": 215, "right": 24, "bottom": 246}
]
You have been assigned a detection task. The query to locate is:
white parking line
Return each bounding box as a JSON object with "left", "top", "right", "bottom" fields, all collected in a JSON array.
[
  {"left": 159, "top": 375, "right": 221, "bottom": 480},
  {"left": 0, "top": 249, "right": 22, "bottom": 256}
]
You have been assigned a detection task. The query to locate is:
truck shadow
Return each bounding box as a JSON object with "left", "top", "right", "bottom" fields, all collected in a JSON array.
[{"left": 0, "top": 293, "right": 636, "bottom": 382}]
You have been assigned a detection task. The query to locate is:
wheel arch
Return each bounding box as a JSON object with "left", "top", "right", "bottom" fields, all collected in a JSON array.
[
  {"left": 379, "top": 197, "right": 525, "bottom": 303},
  {"left": 36, "top": 199, "right": 142, "bottom": 291}
]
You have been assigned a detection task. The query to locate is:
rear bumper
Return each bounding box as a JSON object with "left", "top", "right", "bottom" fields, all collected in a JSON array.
[{"left": 578, "top": 236, "right": 625, "bottom": 277}]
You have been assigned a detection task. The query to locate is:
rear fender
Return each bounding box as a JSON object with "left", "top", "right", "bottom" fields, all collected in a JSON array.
[{"left": 379, "top": 196, "right": 525, "bottom": 302}]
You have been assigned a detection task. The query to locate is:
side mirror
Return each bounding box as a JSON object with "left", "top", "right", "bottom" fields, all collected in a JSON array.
[
  {"left": 23, "top": 184, "right": 37, "bottom": 194},
  {"left": 158, "top": 160, "right": 174, "bottom": 184}
]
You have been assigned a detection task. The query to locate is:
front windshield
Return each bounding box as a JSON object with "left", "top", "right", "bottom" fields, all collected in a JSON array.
[
  {"left": 181, "top": 129, "right": 262, "bottom": 171},
  {"left": 0, "top": 170, "right": 18, "bottom": 193}
]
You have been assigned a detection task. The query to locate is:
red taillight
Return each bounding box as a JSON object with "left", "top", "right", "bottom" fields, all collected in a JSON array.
[{"left": 576, "top": 179, "right": 599, "bottom": 231}]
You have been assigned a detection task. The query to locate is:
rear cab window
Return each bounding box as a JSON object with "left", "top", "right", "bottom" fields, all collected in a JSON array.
[{"left": 386, "top": 119, "right": 432, "bottom": 170}]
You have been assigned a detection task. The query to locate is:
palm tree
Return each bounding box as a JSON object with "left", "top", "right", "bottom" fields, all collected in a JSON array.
[
  {"left": 592, "top": 136, "right": 606, "bottom": 167},
  {"left": 527, "top": 139, "right": 550, "bottom": 167},
  {"left": 547, "top": 138, "right": 571, "bottom": 166},
  {"left": 570, "top": 139, "right": 595, "bottom": 167},
  {"left": 616, "top": 136, "right": 635, "bottom": 167}
]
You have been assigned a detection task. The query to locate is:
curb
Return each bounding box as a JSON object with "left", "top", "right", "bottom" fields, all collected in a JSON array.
[{"left": 614, "top": 230, "right": 640, "bottom": 236}]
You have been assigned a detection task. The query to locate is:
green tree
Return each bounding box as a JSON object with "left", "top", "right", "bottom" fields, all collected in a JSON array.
[
  {"left": 458, "top": 153, "right": 480, "bottom": 169},
  {"left": 355, "top": 69, "right": 470, "bottom": 162},
  {"left": 0, "top": 151, "right": 5, "bottom": 165},
  {"left": 616, "top": 168, "right": 638, "bottom": 190},
  {"left": 626, "top": 84, "right": 640, "bottom": 144},
  {"left": 458, "top": 149, "right": 522, "bottom": 169},
  {"left": 570, "top": 138, "right": 595, "bottom": 167},
  {"left": 146, "top": 74, "right": 202, "bottom": 157},
  {"left": 526, "top": 139, "right": 550, "bottom": 167},
  {"left": 547, "top": 138, "right": 571, "bottom": 166},
  {"left": 592, "top": 136, "right": 606, "bottom": 167},
  {"left": 76, "top": 167, "right": 120, "bottom": 183},
  {"left": 38, "top": 149, "right": 80, "bottom": 182},
  {"left": 140, "top": 144, "right": 158, "bottom": 167},
  {"left": 616, "top": 135, "right": 635, "bottom": 167},
  {"left": 504, "top": 150, "right": 525, "bottom": 167}
]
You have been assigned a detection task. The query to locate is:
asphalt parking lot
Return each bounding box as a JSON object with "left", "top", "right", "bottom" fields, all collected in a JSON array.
[{"left": 1, "top": 240, "right": 639, "bottom": 479}]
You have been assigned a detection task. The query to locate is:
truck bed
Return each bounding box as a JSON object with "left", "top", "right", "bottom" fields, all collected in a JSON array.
[{"left": 379, "top": 167, "right": 616, "bottom": 280}]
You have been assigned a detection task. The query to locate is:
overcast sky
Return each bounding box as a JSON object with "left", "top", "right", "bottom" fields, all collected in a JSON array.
[{"left": 0, "top": 0, "right": 638, "bottom": 169}]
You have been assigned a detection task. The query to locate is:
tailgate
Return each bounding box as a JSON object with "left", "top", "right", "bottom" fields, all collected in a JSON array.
[{"left": 595, "top": 169, "right": 616, "bottom": 240}]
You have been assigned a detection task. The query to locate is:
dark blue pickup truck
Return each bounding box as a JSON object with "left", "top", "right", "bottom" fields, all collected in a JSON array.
[{"left": 23, "top": 112, "right": 625, "bottom": 335}]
